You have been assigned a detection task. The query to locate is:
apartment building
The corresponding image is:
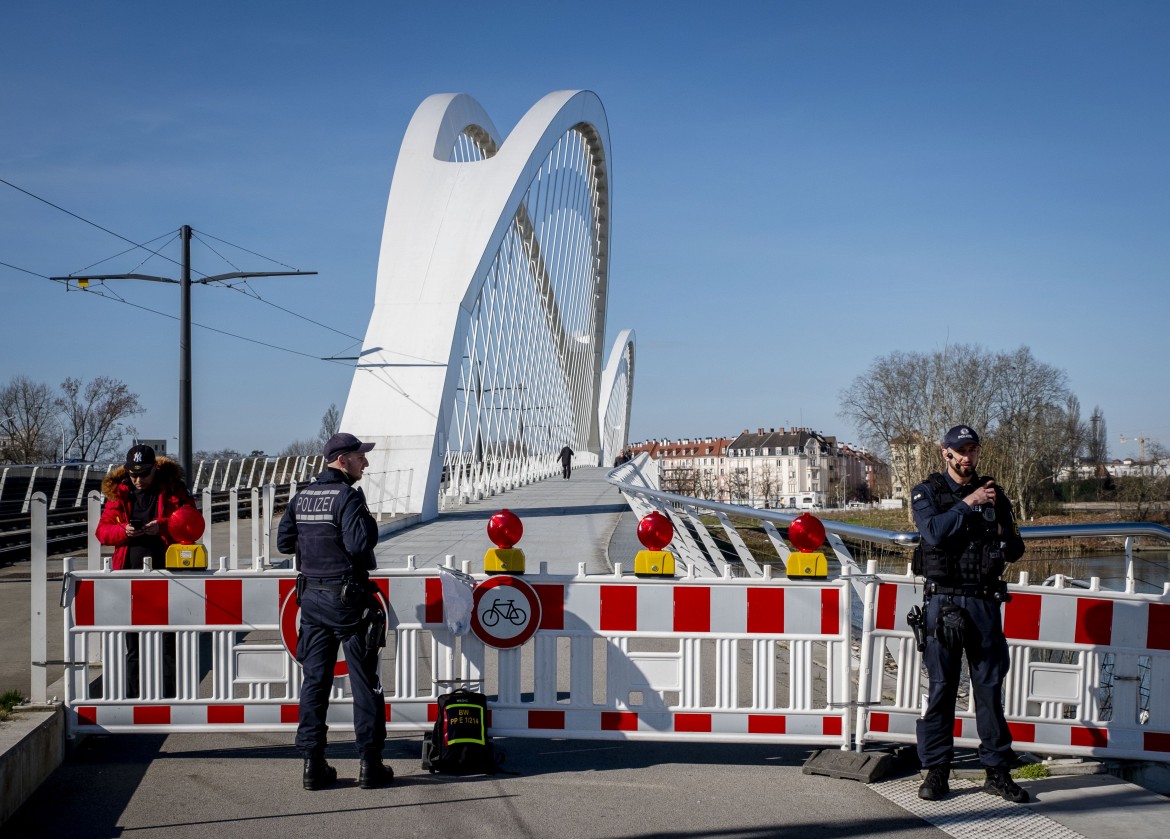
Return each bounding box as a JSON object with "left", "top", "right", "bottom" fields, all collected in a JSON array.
[
  {"left": 629, "top": 429, "right": 889, "bottom": 508},
  {"left": 627, "top": 437, "right": 734, "bottom": 501}
]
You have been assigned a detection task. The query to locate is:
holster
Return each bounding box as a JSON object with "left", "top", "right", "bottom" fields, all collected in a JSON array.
[
  {"left": 295, "top": 574, "right": 308, "bottom": 605},
  {"left": 362, "top": 602, "right": 387, "bottom": 650},
  {"left": 907, "top": 605, "right": 927, "bottom": 652},
  {"left": 341, "top": 577, "right": 371, "bottom": 607}
]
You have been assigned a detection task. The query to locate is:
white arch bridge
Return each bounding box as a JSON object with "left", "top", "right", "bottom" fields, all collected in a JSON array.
[{"left": 340, "top": 90, "right": 634, "bottom": 521}]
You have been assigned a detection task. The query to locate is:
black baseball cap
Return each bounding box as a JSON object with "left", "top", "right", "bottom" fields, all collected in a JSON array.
[
  {"left": 125, "top": 444, "right": 156, "bottom": 475},
  {"left": 943, "top": 425, "right": 980, "bottom": 450},
  {"left": 324, "top": 432, "right": 374, "bottom": 462}
]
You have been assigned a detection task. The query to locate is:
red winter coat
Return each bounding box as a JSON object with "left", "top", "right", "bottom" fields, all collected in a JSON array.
[{"left": 95, "top": 458, "right": 194, "bottom": 570}]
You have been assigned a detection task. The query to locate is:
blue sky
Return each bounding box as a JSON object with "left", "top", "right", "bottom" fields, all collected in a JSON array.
[{"left": 2, "top": 1, "right": 1167, "bottom": 459}]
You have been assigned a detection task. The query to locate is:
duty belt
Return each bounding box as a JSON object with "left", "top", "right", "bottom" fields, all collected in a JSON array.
[
  {"left": 924, "top": 580, "right": 1007, "bottom": 600},
  {"left": 300, "top": 575, "right": 346, "bottom": 593}
]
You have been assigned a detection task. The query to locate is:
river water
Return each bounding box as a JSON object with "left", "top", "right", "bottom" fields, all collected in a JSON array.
[{"left": 1015, "top": 549, "right": 1170, "bottom": 594}]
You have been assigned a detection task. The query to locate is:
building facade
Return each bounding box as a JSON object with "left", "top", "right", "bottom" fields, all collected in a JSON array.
[{"left": 627, "top": 428, "right": 889, "bottom": 509}]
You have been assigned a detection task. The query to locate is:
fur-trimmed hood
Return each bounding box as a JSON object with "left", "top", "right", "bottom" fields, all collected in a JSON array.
[{"left": 101, "top": 457, "right": 187, "bottom": 500}]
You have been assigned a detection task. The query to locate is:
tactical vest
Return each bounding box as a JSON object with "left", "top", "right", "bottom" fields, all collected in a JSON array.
[
  {"left": 292, "top": 479, "right": 366, "bottom": 578},
  {"left": 912, "top": 472, "right": 1006, "bottom": 585}
]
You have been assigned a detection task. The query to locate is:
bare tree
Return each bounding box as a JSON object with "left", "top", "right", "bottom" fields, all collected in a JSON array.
[
  {"left": 194, "top": 448, "right": 244, "bottom": 461},
  {"left": 839, "top": 344, "right": 1079, "bottom": 520},
  {"left": 0, "top": 376, "right": 58, "bottom": 462},
  {"left": 282, "top": 438, "right": 321, "bottom": 457},
  {"left": 319, "top": 403, "right": 341, "bottom": 443},
  {"left": 698, "top": 469, "right": 720, "bottom": 502},
  {"left": 755, "top": 465, "right": 777, "bottom": 509},
  {"left": 58, "top": 376, "right": 144, "bottom": 462},
  {"left": 728, "top": 467, "right": 751, "bottom": 505},
  {"left": 1087, "top": 406, "right": 1109, "bottom": 468},
  {"left": 1116, "top": 442, "right": 1170, "bottom": 522},
  {"left": 661, "top": 466, "right": 698, "bottom": 496},
  {"left": 977, "top": 348, "right": 1076, "bottom": 518}
]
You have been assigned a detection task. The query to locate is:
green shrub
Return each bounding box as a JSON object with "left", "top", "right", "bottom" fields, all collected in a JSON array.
[
  {"left": 1013, "top": 763, "right": 1051, "bottom": 780},
  {"left": 0, "top": 689, "right": 25, "bottom": 721}
]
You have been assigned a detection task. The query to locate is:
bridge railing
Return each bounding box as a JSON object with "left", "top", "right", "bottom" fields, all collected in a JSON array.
[{"left": 608, "top": 454, "right": 1170, "bottom": 589}]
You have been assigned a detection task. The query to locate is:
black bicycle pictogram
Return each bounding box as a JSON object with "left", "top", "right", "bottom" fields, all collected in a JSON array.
[{"left": 481, "top": 597, "right": 527, "bottom": 627}]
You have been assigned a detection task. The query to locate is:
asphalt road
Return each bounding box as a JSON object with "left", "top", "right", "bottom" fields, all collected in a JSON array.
[{"left": 3, "top": 731, "right": 947, "bottom": 839}]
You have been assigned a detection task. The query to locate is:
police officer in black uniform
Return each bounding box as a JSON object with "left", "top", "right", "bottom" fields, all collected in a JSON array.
[
  {"left": 911, "top": 425, "right": 1028, "bottom": 804},
  {"left": 277, "top": 432, "right": 392, "bottom": 790}
]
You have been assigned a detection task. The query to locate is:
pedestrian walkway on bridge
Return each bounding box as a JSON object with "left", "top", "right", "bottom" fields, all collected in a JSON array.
[
  {"left": 373, "top": 465, "right": 632, "bottom": 574},
  {"left": 3, "top": 468, "right": 1169, "bottom": 838}
]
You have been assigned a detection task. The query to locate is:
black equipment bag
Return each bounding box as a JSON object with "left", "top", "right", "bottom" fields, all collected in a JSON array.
[{"left": 421, "top": 687, "right": 500, "bottom": 775}]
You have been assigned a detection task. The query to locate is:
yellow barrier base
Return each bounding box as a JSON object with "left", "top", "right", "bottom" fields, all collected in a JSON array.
[
  {"left": 484, "top": 547, "right": 526, "bottom": 574},
  {"left": 634, "top": 550, "right": 675, "bottom": 576},
  {"left": 165, "top": 543, "right": 208, "bottom": 570},
  {"left": 786, "top": 551, "right": 827, "bottom": 577}
]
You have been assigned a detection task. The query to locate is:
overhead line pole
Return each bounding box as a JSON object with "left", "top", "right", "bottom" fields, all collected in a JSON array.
[
  {"left": 52, "top": 226, "right": 317, "bottom": 480},
  {"left": 180, "top": 225, "right": 193, "bottom": 482}
]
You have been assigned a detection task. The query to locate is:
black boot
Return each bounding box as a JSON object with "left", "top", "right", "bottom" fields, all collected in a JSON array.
[
  {"left": 359, "top": 758, "right": 394, "bottom": 789},
  {"left": 917, "top": 765, "right": 951, "bottom": 801},
  {"left": 303, "top": 755, "right": 337, "bottom": 790},
  {"left": 984, "top": 766, "right": 1029, "bottom": 803}
]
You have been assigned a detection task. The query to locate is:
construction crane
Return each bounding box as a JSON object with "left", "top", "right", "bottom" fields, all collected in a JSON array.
[{"left": 1119, "top": 434, "right": 1150, "bottom": 462}]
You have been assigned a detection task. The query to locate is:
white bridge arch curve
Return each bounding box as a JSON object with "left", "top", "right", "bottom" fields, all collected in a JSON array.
[
  {"left": 342, "top": 91, "right": 628, "bottom": 520},
  {"left": 598, "top": 328, "right": 635, "bottom": 467}
]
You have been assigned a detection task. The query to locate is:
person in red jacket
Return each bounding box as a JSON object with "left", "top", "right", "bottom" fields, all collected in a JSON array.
[
  {"left": 95, "top": 444, "right": 194, "bottom": 697},
  {"left": 95, "top": 444, "right": 194, "bottom": 570}
]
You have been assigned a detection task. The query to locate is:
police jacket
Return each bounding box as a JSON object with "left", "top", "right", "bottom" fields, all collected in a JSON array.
[
  {"left": 277, "top": 467, "right": 378, "bottom": 578},
  {"left": 911, "top": 472, "right": 1025, "bottom": 586}
]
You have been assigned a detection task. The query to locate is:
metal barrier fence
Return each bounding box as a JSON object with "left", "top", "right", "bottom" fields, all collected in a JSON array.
[
  {"left": 856, "top": 566, "right": 1170, "bottom": 761},
  {"left": 60, "top": 558, "right": 854, "bottom": 747},
  {"left": 24, "top": 471, "right": 1170, "bottom": 762}
]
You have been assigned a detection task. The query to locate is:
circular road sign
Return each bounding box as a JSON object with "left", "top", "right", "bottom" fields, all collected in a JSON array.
[
  {"left": 471, "top": 575, "right": 542, "bottom": 649},
  {"left": 280, "top": 587, "right": 388, "bottom": 677}
]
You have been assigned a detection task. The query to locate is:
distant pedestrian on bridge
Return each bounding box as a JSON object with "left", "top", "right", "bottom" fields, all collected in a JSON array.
[
  {"left": 277, "top": 432, "right": 393, "bottom": 791},
  {"left": 911, "top": 425, "right": 1028, "bottom": 804},
  {"left": 559, "top": 444, "right": 574, "bottom": 479},
  {"left": 95, "top": 443, "right": 193, "bottom": 698}
]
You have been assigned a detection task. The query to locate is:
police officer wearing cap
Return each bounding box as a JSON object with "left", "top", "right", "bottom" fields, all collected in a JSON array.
[
  {"left": 911, "top": 425, "right": 1028, "bottom": 804},
  {"left": 277, "top": 432, "right": 392, "bottom": 790}
]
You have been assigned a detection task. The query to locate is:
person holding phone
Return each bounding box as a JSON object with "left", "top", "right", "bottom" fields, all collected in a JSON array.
[
  {"left": 910, "top": 425, "right": 1027, "bottom": 804},
  {"left": 95, "top": 443, "right": 196, "bottom": 697}
]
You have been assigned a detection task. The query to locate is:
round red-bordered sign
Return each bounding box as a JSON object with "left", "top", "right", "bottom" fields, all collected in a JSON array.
[
  {"left": 279, "top": 587, "right": 388, "bottom": 677},
  {"left": 471, "top": 575, "right": 542, "bottom": 649}
]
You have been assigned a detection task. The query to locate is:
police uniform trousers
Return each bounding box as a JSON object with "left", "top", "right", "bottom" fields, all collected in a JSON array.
[
  {"left": 295, "top": 584, "right": 386, "bottom": 759},
  {"left": 916, "top": 593, "right": 1013, "bottom": 769}
]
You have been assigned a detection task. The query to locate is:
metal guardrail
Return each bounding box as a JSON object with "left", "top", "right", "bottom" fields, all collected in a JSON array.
[{"left": 608, "top": 454, "right": 1170, "bottom": 583}]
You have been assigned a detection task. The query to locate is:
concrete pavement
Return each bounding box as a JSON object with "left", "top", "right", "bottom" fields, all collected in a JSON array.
[
  {"left": 374, "top": 466, "right": 630, "bottom": 574},
  {"left": 2, "top": 467, "right": 1168, "bottom": 837}
]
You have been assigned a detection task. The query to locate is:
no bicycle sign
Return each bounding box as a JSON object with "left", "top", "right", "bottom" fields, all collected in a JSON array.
[{"left": 471, "top": 575, "right": 542, "bottom": 649}]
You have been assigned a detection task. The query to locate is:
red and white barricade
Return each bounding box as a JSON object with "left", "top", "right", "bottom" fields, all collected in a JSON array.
[
  {"left": 63, "top": 559, "right": 855, "bottom": 748},
  {"left": 855, "top": 569, "right": 1170, "bottom": 761}
]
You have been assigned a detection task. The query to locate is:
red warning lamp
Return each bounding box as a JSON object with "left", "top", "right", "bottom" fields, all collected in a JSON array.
[
  {"left": 163, "top": 504, "right": 208, "bottom": 569},
  {"left": 168, "top": 505, "right": 206, "bottom": 543},
  {"left": 633, "top": 512, "right": 675, "bottom": 576},
  {"left": 788, "top": 513, "right": 825, "bottom": 552},
  {"left": 487, "top": 508, "right": 523, "bottom": 549},
  {"left": 785, "top": 513, "right": 828, "bottom": 578},
  {"left": 637, "top": 511, "right": 674, "bottom": 551},
  {"left": 485, "top": 509, "right": 525, "bottom": 574}
]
